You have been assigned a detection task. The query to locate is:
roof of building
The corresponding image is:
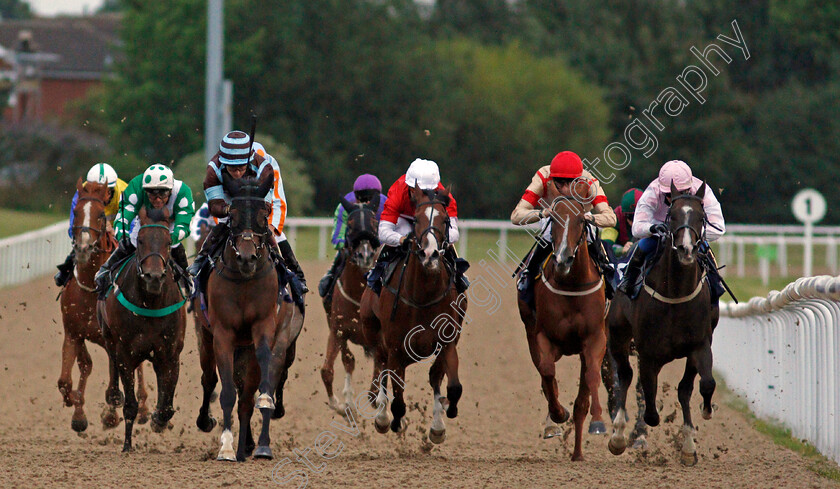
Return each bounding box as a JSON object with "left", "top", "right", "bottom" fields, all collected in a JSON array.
[{"left": 0, "top": 14, "right": 121, "bottom": 80}]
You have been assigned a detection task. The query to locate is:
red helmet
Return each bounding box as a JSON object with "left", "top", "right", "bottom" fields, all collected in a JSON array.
[{"left": 549, "top": 151, "right": 583, "bottom": 179}]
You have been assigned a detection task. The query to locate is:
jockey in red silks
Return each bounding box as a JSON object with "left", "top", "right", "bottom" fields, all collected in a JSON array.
[
  {"left": 617, "top": 160, "right": 727, "bottom": 300},
  {"left": 366, "top": 158, "right": 469, "bottom": 294}
]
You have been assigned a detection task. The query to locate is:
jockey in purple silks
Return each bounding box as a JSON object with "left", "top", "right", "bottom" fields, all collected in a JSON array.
[{"left": 317, "top": 174, "right": 387, "bottom": 299}]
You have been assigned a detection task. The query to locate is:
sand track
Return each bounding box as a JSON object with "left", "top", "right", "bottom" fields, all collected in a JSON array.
[{"left": 0, "top": 262, "right": 835, "bottom": 488}]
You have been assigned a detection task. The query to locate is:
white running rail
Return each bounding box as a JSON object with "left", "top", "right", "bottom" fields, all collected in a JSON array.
[
  {"left": 0, "top": 222, "right": 69, "bottom": 288},
  {"left": 716, "top": 276, "right": 840, "bottom": 464}
]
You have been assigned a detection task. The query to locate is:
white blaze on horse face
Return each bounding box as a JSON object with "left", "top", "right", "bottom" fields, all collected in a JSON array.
[
  {"left": 555, "top": 215, "right": 570, "bottom": 264},
  {"left": 422, "top": 206, "right": 440, "bottom": 262},
  {"left": 680, "top": 205, "right": 695, "bottom": 252},
  {"left": 78, "top": 201, "right": 94, "bottom": 249}
]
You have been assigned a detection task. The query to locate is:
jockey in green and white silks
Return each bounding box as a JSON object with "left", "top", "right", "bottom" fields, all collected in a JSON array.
[{"left": 95, "top": 164, "right": 195, "bottom": 296}]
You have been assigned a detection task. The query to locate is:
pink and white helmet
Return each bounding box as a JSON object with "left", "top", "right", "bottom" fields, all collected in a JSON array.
[
  {"left": 658, "top": 160, "right": 693, "bottom": 192},
  {"left": 405, "top": 158, "right": 440, "bottom": 190}
]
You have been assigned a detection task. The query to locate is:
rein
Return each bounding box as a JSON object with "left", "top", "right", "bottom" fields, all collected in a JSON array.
[
  {"left": 384, "top": 253, "right": 455, "bottom": 310},
  {"left": 335, "top": 276, "right": 361, "bottom": 307},
  {"left": 109, "top": 254, "right": 186, "bottom": 318},
  {"left": 72, "top": 195, "right": 111, "bottom": 252}
]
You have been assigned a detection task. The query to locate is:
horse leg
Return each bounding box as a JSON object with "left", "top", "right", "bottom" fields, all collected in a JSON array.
[
  {"left": 71, "top": 339, "right": 92, "bottom": 432},
  {"left": 256, "top": 335, "right": 288, "bottom": 459},
  {"left": 135, "top": 363, "right": 150, "bottom": 425},
  {"left": 214, "top": 329, "right": 237, "bottom": 462},
  {"left": 340, "top": 340, "right": 356, "bottom": 413},
  {"left": 601, "top": 349, "right": 617, "bottom": 421},
  {"left": 443, "top": 344, "right": 462, "bottom": 419},
  {"left": 638, "top": 356, "right": 663, "bottom": 427},
  {"left": 527, "top": 331, "right": 568, "bottom": 438},
  {"left": 273, "top": 341, "right": 296, "bottom": 420},
  {"left": 253, "top": 319, "right": 277, "bottom": 414},
  {"left": 428, "top": 353, "right": 447, "bottom": 444},
  {"left": 630, "top": 378, "right": 648, "bottom": 449},
  {"left": 678, "top": 358, "right": 699, "bottom": 466},
  {"left": 585, "top": 331, "right": 607, "bottom": 436},
  {"left": 608, "top": 338, "right": 633, "bottom": 456},
  {"left": 118, "top": 359, "right": 138, "bottom": 453},
  {"left": 196, "top": 324, "right": 218, "bottom": 431},
  {"left": 373, "top": 365, "right": 391, "bottom": 434},
  {"left": 571, "top": 355, "right": 592, "bottom": 461},
  {"left": 239, "top": 358, "right": 260, "bottom": 461},
  {"left": 694, "top": 342, "right": 716, "bottom": 421},
  {"left": 320, "top": 328, "right": 342, "bottom": 413},
  {"left": 58, "top": 333, "right": 77, "bottom": 408},
  {"left": 101, "top": 341, "right": 123, "bottom": 429},
  {"left": 150, "top": 355, "right": 179, "bottom": 434},
  {"left": 388, "top": 362, "right": 408, "bottom": 433}
]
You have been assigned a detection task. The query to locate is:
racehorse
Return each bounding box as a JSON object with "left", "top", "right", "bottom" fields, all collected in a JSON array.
[
  {"left": 321, "top": 195, "right": 380, "bottom": 414},
  {"left": 606, "top": 181, "right": 717, "bottom": 466},
  {"left": 517, "top": 179, "right": 608, "bottom": 461},
  {"left": 360, "top": 187, "right": 465, "bottom": 444},
  {"left": 58, "top": 178, "right": 149, "bottom": 432},
  {"left": 97, "top": 206, "right": 187, "bottom": 452},
  {"left": 199, "top": 175, "right": 295, "bottom": 462}
]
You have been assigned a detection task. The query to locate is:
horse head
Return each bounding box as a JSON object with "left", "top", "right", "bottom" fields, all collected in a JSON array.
[
  {"left": 340, "top": 194, "right": 380, "bottom": 270},
  {"left": 410, "top": 186, "right": 451, "bottom": 271},
  {"left": 137, "top": 206, "right": 172, "bottom": 294},
  {"left": 667, "top": 180, "right": 706, "bottom": 266},
  {"left": 545, "top": 178, "right": 590, "bottom": 276},
  {"left": 72, "top": 178, "right": 109, "bottom": 264},
  {"left": 224, "top": 173, "right": 273, "bottom": 276}
]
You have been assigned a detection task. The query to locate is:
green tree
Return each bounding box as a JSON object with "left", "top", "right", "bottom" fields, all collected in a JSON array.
[{"left": 0, "top": 0, "right": 31, "bottom": 19}]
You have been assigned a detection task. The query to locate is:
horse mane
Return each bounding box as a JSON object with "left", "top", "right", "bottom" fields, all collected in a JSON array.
[{"left": 421, "top": 187, "right": 451, "bottom": 207}]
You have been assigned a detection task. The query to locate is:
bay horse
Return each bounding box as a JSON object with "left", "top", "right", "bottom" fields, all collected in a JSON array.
[
  {"left": 97, "top": 206, "right": 187, "bottom": 452},
  {"left": 607, "top": 181, "right": 717, "bottom": 466},
  {"left": 517, "top": 179, "right": 607, "bottom": 461},
  {"left": 359, "top": 187, "right": 465, "bottom": 444},
  {"left": 321, "top": 195, "right": 380, "bottom": 414},
  {"left": 58, "top": 178, "right": 148, "bottom": 432},
  {"left": 199, "top": 174, "right": 294, "bottom": 462}
]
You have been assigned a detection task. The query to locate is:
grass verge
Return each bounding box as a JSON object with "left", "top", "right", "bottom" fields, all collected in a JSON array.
[
  {"left": 717, "top": 375, "right": 840, "bottom": 482},
  {"left": 0, "top": 208, "right": 64, "bottom": 238}
]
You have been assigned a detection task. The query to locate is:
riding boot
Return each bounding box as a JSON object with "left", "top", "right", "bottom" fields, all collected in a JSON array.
[
  {"left": 187, "top": 223, "right": 227, "bottom": 277},
  {"left": 54, "top": 249, "right": 76, "bottom": 287},
  {"left": 367, "top": 246, "right": 395, "bottom": 295},
  {"left": 319, "top": 251, "right": 344, "bottom": 299},
  {"left": 518, "top": 238, "right": 551, "bottom": 306},
  {"left": 445, "top": 245, "right": 471, "bottom": 294},
  {"left": 617, "top": 247, "right": 647, "bottom": 299},
  {"left": 278, "top": 239, "right": 308, "bottom": 293},
  {"left": 95, "top": 241, "right": 135, "bottom": 299},
  {"left": 702, "top": 248, "right": 727, "bottom": 305},
  {"left": 170, "top": 243, "right": 194, "bottom": 296}
]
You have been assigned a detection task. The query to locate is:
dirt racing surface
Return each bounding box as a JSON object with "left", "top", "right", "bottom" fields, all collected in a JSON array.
[{"left": 0, "top": 262, "right": 836, "bottom": 488}]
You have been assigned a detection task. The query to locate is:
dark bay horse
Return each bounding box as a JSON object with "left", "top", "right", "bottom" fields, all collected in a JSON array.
[
  {"left": 97, "top": 207, "right": 187, "bottom": 452},
  {"left": 58, "top": 178, "right": 148, "bottom": 432},
  {"left": 199, "top": 175, "right": 296, "bottom": 462},
  {"left": 321, "top": 195, "right": 380, "bottom": 414},
  {"left": 607, "top": 181, "right": 717, "bottom": 466},
  {"left": 517, "top": 180, "right": 607, "bottom": 461},
  {"left": 360, "top": 187, "right": 465, "bottom": 444}
]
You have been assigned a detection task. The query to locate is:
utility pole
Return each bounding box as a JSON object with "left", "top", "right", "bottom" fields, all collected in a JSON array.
[{"left": 204, "top": 0, "right": 224, "bottom": 162}]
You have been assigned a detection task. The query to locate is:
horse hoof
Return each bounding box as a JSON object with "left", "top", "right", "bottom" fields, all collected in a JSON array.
[
  {"left": 101, "top": 410, "right": 121, "bottom": 429},
  {"left": 644, "top": 412, "right": 660, "bottom": 427},
  {"left": 374, "top": 417, "right": 390, "bottom": 434},
  {"left": 608, "top": 435, "right": 627, "bottom": 456},
  {"left": 390, "top": 418, "right": 407, "bottom": 433},
  {"left": 136, "top": 410, "right": 150, "bottom": 425},
  {"left": 122, "top": 445, "right": 132, "bottom": 453},
  {"left": 71, "top": 418, "right": 88, "bottom": 433},
  {"left": 151, "top": 420, "right": 167, "bottom": 433},
  {"left": 256, "top": 393, "right": 275, "bottom": 411},
  {"left": 429, "top": 427, "right": 446, "bottom": 444},
  {"left": 446, "top": 405, "right": 458, "bottom": 419},
  {"left": 588, "top": 421, "right": 607, "bottom": 435},
  {"left": 217, "top": 450, "right": 237, "bottom": 462},
  {"left": 631, "top": 436, "right": 648, "bottom": 450},
  {"left": 680, "top": 451, "right": 699, "bottom": 466},
  {"left": 197, "top": 416, "right": 217, "bottom": 433},
  {"left": 570, "top": 452, "right": 584, "bottom": 462},
  {"left": 701, "top": 403, "right": 714, "bottom": 420},
  {"left": 271, "top": 405, "right": 286, "bottom": 420},
  {"left": 254, "top": 446, "right": 274, "bottom": 460},
  {"left": 543, "top": 425, "right": 562, "bottom": 439}
]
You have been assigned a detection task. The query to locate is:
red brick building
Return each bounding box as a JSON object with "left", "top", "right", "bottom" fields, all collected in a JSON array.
[{"left": 0, "top": 14, "right": 120, "bottom": 122}]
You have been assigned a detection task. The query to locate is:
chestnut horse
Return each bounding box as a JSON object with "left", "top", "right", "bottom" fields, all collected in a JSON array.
[
  {"left": 321, "top": 196, "right": 380, "bottom": 414},
  {"left": 97, "top": 207, "right": 187, "bottom": 452},
  {"left": 58, "top": 178, "right": 148, "bottom": 432},
  {"left": 360, "top": 187, "right": 465, "bottom": 444},
  {"left": 201, "top": 175, "right": 293, "bottom": 462},
  {"left": 607, "top": 182, "right": 717, "bottom": 466},
  {"left": 517, "top": 180, "right": 607, "bottom": 461}
]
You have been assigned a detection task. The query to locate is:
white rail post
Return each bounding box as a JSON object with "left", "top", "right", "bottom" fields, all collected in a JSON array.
[
  {"left": 287, "top": 224, "right": 297, "bottom": 252},
  {"left": 737, "top": 238, "right": 746, "bottom": 277},
  {"left": 318, "top": 225, "right": 327, "bottom": 260},
  {"left": 778, "top": 233, "right": 788, "bottom": 277},
  {"left": 498, "top": 228, "right": 508, "bottom": 263},
  {"left": 827, "top": 236, "right": 837, "bottom": 274},
  {"left": 458, "top": 227, "right": 468, "bottom": 260}
]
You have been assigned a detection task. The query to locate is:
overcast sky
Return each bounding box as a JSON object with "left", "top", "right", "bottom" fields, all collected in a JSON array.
[{"left": 27, "top": 0, "right": 104, "bottom": 16}]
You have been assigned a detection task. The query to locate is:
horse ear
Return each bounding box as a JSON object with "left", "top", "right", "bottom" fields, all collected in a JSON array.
[
  {"left": 670, "top": 179, "right": 679, "bottom": 196},
  {"left": 368, "top": 193, "right": 381, "bottom": 211},
  {"left": 76, "top": 177, "right": 85, "bottom": 194},
  {"left": 339, "top": 196, "right": 355, "bottom": 213},
  {"left": 695, "top": 181, "right": 706, "bottom": 199},
  {"left": 222, "top": 170, "right": 243, "bottom": 196},
  {"left": 258, "top": 172, "right": 274, "bottom": 199}
]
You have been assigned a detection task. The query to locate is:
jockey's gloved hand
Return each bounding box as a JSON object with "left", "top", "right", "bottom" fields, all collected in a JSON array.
[{"left": 649, "top": 223, "right": 668, "bottom": 236}]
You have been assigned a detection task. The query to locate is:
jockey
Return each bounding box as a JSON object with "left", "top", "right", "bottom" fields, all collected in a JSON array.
[
  {"left": 94, "top": 164, "right": 195, "bottom": 296},
  {"left": 55, "top": 163, "right": 128, "bottom": 287},
  {"left": 317, "top": 173, "right": 388, "bottom": 299},
  {"left": 617, "top": 160, "right": 726, "bottom": 299},
  {"left": 511, "top": 151, "right": 616, "bottom": 301},
  {"left": 187, "top": 131, "right": 308, "bottom": 303},
  {"left": 601, "top": 188, "right": 643, "bottom": 260},
  {"left": 367, "top": 158, "right": 469, "bottom": 294}
]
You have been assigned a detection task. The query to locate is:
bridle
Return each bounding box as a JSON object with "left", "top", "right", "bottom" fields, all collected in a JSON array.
[
  {"left": 410, "top": 198, "right": 450, "bottom": 258},
  {"left": 547, "top": 196, "right": 587, "bottom": 260},
  {"left": 71, "top": 195, "right": 108, "bottom": 250},
  {"left": 225, "top": 195, "right": 269, "bottom": 262},
  {"left": 136, "top": 223, "right": 171, "bottom": 276},
  {"left": 665, "top": 193, "right": 708, "bottom": 253}
]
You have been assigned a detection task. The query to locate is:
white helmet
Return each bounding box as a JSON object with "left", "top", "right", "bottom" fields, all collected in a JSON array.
[
  {"left": 142, "top": 164, "right": 174, "bottom": 190},
  {"left": 86, "top": 163, "right": 118, "bottom": 188},
  {"left": 405, "top": 158, "right": 440, "bottom": 190}
]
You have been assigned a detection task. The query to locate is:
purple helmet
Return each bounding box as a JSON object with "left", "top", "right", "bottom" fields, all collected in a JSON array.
[{"left": 353, "top": 174, "right": 381, "bottom": 192}]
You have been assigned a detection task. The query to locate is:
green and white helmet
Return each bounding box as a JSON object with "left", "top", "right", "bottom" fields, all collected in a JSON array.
[
  {"left": 142, "top": 164, "right": 174, "bottom": 190},
  {"left": 86, "top": 163, "right": 118, "bottom": 188}
]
